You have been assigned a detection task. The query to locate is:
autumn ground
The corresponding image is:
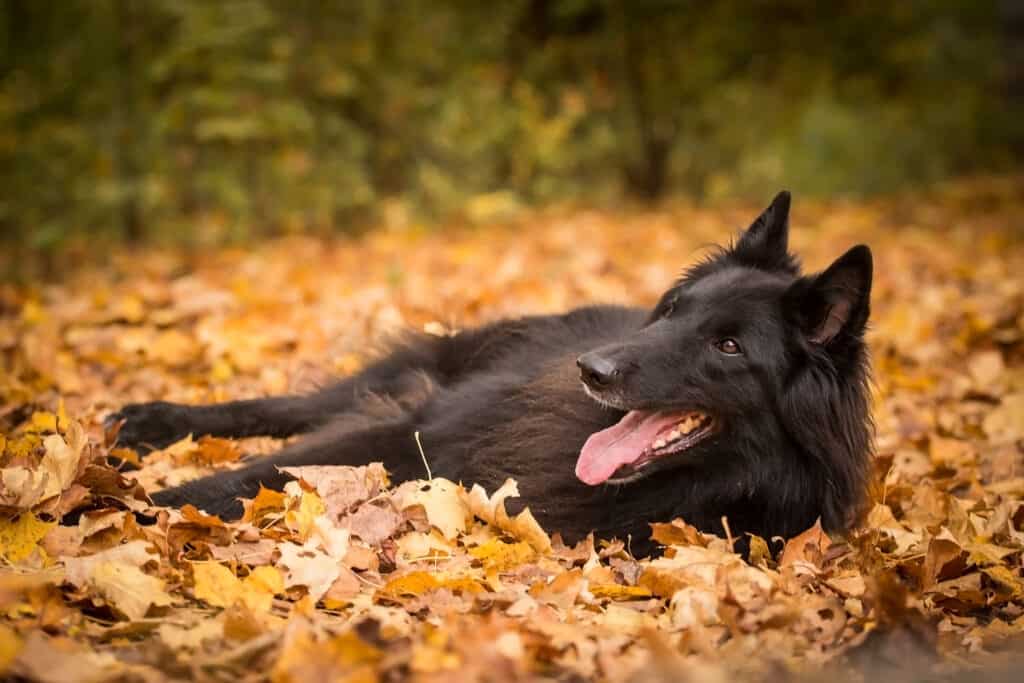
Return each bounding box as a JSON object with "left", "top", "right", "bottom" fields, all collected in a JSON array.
[{"left": 1, "top": 178, "right": 1024, "bottom": 682}]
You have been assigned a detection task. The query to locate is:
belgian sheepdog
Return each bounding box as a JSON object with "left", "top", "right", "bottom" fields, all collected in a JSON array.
[{"left": 108, "top": 192, "right": 873, "bottom": 554}]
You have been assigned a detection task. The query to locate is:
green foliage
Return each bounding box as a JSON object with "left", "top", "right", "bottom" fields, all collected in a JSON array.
[{"left": 0, "top": 0, "right": 1019, "bottom": 247}]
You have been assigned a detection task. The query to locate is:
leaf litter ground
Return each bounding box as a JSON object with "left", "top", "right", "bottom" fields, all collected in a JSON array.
[{"left": 1, "top": 179, "right": 1024, "bottom": 682}]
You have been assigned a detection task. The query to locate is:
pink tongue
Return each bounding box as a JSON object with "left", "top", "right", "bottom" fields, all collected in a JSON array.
[{"left": 575, "top": 410, "right": 683, "bottom": 485}]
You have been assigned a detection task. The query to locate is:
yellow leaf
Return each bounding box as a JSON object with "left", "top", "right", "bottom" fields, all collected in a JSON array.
[
  {"left": 193, "top": 562, "right": 242, "bottom": 608},
  {"left": 148, "top": 329, "right": 199, "bottom": 367},
  {"left": 468, "top": 539, "right": 535, "bottom": 570},
  {"left": 194, "top": 436, "right": 243, "bottom": 466},
  {"left": 90, "top": 561, "right": 173, "bottom": 620},
  {"left": 748, "top": 534, "right": 772, "bottom": 567},
  {"left": 2, "top": 433, "right": 40, "bottom": 460},
  {"left": 982, "top": 565, "right": 1023, "bottom": 597},
  {"left": 0, "top": 514, "right": 54, "bottom": 564},
  {"left": 0, "top": 624, "right": 22, "bottom": 675},
  {"left": 393, "top": 478, "right": 468, "bottom": 539},
  {"left": 588, "top": 584, "right": 653, "bottom": 600},
  {"left": 380, "top": 571, "right": 440, "bottom": 597},
  {"left": 463, "top": 479, "right": 551, "bottom": 552},
  {"left": 285, "top": 491, "right": 326, "bottom": 542},
  {"left": 193, "top": 562, "right": 280, "bottom": 612},
  {"left": 210, "top": 357, "right": 235, "bottom": 383},
  {"left": 378, "top": 571, "right": 484, "bottom": 599},
  {"left": 246, "top": 565, "right": 285, "bottom": 596},
  {"left": 27, "top": 411, "right": 57, "bottom": 434},
  {"left": 244, "top": 485, "right": 287, "bottom": 523}
]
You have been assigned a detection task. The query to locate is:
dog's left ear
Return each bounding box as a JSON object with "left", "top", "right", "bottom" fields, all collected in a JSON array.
[
  {"left": 732, "top": 191, "right": 797, "bottom": 272},
  {"left": 786, "top": 245, "right": 872, "bottom": 347}
]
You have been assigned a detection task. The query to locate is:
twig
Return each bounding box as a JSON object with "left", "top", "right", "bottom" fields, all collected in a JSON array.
[
  {"left": 721, "top": 515, "right": 735, "bottom": 550},
  {"left": 414, "top": 430, "right": 432, "bottom": 481}
]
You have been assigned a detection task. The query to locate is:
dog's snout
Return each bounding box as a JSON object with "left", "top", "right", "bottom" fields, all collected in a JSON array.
[{"left": 577, "top": 353, "right": 622, "bottom": 390}]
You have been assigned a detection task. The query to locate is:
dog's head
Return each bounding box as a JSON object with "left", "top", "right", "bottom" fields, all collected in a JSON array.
[{"left": 574, "top": 192, "right": 872, "bottom": 522}]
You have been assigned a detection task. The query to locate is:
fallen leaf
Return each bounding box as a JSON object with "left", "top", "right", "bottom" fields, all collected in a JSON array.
[
  {"left": 463, "top": 479, "right": 551, "bottom": 552},
  {"left": 779, "top": 520, "right": 831, "bottom": 569}
]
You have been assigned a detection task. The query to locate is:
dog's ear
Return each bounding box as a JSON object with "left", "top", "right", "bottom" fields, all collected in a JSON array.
[
  {"left": 786, "top": 245, "right": 872, "bottom": 347},
  {"left": 732, "top": 191, "right": 797, "bottom": 272}
]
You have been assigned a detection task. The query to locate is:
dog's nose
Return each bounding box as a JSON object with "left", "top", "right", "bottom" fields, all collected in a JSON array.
[{"left": 577, "top": 353, "right": 621, "bottom": 389}]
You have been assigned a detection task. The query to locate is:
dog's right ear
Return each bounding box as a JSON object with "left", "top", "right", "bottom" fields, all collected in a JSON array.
[
  {"left": 785, "top": 244, "right": 873, "bottom": 350},
  {"left": 731, "top": 191, "right": 797, "bottom": 273}
]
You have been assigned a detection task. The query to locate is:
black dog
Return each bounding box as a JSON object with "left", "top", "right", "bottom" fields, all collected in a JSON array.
[{"left": 109, "top": 192, "right": 873, "bottom": 555}]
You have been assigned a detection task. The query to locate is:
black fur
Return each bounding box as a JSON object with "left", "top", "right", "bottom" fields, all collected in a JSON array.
[{"left": 108, "top": 192, "right": 873, "bottom": 556}]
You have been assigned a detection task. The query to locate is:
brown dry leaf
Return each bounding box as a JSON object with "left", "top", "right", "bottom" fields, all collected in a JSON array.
[
  {"left": 209, "top": 538, "right": 279, "bottom": 565},
  {"left": 341, "top": 500, "right": 405, "bottom": 546},
  {"left": 530, "top": 568, "right": 585, "bottom": 610},
  {"left": 779, "top": 520, "right": 831, "bottom": 569},
  {"left": 649, "top": 518, "right": 709, "bottom": 547},
  {"left": 463, "top": 479, "right": 551, "bottom": 552},
  {"left": 279, "top": 463, "right": 389, "bottom": 518},
  {"left": 588, "top": 583, "right": 652, "bottom": 600}
]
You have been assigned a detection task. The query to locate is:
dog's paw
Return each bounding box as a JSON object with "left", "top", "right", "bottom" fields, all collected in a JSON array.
[{"left": 104, "top": 401, "right": 192, "bottom": 452}]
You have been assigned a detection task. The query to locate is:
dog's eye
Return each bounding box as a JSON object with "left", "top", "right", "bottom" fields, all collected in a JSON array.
[
  {"left": 661, "top": 297, "right": 678, "bottom": 319},
  {"left": 715, "top": 338, "right": 742, "bottom": 355}
]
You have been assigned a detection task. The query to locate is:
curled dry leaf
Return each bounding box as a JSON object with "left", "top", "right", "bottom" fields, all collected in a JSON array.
[
  {"left": 0, "top": 419, "right": 87, "bottom": 510},
  {"left": 463, "top": 479, "right": 551, "bottom": 553}
]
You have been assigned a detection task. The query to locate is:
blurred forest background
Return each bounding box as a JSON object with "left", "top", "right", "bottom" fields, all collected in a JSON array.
[{"left": 2, "top": 0, "right": 1023, "bottom": 254}]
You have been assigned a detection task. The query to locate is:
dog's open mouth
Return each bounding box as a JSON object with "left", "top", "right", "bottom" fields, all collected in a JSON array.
[{"left": 575, "top": 410, "right": 716, "bottom": 485}]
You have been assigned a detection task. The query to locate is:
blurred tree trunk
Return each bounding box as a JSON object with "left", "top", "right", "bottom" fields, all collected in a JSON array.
[
  {"left": 113, "top": 0, "right": 142, "bottom": 241},
  {"left": 1001, "top": 0, "right": 1024, "bottom": 158},
  {"left": 614, "top": 1, "right": 676, "bottom": 202}
]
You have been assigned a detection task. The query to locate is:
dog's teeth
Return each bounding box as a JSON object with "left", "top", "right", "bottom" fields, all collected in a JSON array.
[{"left": 653, "top": 439, "right": 666, "bottom": 449}]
